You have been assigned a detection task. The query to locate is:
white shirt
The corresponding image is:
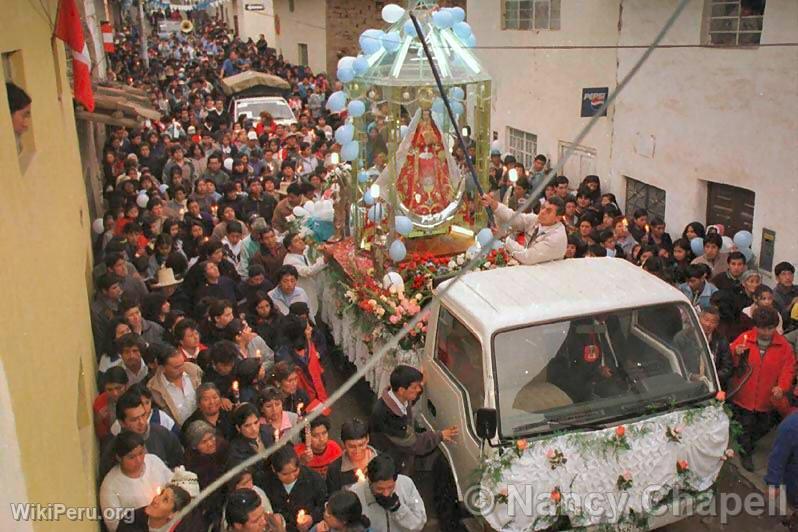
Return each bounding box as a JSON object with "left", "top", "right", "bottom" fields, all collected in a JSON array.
[
  {"left": 99, "top": 454, "right": 173, "bottom": 531},
  {"left": 160, "top": 372, "right": 197, "bottom": 425},
  {"left": 387, "top": 390, "right": 408, "bottom": 417},
  {"left": 283, "top": 251, "right": 327, "bottom": 318},
  {"left": 494, "top": 203, "right": 567, "bottom": 266},
  {"left": 110, "top": 408, "right": 176, "bottom": 437}
]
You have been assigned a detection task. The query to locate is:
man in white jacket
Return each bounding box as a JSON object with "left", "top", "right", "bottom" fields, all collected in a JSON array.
[
  {"left": 481, "top": 194, "right": 567, "bottom": 266},
  {"left": 282, "top": 232, "right": 327, "bottom": 319},
  {"left": 350, "top": 453, "right": 427, "bottom": 532}
]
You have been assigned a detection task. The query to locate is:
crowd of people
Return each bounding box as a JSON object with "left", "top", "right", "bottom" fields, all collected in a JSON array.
[{"left": 78, "top": 7, "right": 798, "bottom": 531}]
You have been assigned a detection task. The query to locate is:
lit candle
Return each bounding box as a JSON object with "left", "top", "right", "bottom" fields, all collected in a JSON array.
[
  {"left": 355, "top": 468, "right": 366, "bottom": 483},
  {"left": 622, "top": 218, "right": 629, "bottom": 228},
  {"left": 255, "top": 349, "right": 261, "bottom": 359},
  {"left": 330, "top": 152, "right": 339, "bottom": 165},
  {"left": 508, "top": 168, "right": 518, "bottom": 183},
  {"left": 645, "top": 224, "right": 650, "bottom": 234},
  {"left": 231, "top": 380, "right": 240, "bottom": 403},
  {"left": 274, "top": 428, "right": 280, "bottom": 443},
  {"left": 297, "top": 509, "right": 307, "bottom": 524},
  {"left": 156, "top": 486, "right": 162, "bottom": 495},
  {"left": 296, "top": 402, "right": 304, "bottom": 417}
]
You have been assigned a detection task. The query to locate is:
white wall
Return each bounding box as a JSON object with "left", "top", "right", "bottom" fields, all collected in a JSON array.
[
  {"left": 611, "top": 0, "right": 798, "bottom": 270},
  {"left": 232, "top": 0, "right": 279, "bottom": 45},
  {"left": 272, "top": 0, "right": 328, "bottom": 74},
  {"left": 468, "top": 0, "right": 620, "bottom": 188}
]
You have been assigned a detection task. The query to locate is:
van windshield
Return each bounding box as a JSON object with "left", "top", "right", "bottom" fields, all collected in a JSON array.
[
  {"left": 492, "top": 303, "right": 717, "bottom": 438},
  {"left": 235, "top": 99, "right": 295, "bottom": 120}
]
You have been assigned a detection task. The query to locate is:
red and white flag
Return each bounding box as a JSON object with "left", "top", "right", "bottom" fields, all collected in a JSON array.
[{"left": 54, "top": 0, "right": 94, "bottom": 111}]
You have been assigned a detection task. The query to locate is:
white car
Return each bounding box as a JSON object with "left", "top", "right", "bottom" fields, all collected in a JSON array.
[{"left": 230, "top": 96, "right": 297, "bottom": 127}]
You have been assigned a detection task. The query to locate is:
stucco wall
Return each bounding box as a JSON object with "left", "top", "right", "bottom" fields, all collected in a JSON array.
[
  {"left": 273, "top": 0, "right": 328, "bottom": 74},
  {"left": 231, "top": 0, "right": 279, "bottom": 45},
  {"left": 0, "top": 1, "right": 99, "bottom": 530},
  {"left": 611, "top": 0, "right": 798, "bottom": 270},
  {"left": 468, "top": 0, "right": 620, "bottom": 189}
]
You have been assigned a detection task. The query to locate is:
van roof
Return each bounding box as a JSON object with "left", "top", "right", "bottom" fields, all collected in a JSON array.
[{"left": 436, "top": 258, "right": 689, "bottom": 338}]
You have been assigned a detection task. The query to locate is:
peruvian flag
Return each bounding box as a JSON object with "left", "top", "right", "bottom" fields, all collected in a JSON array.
[{"left": 54, "top": 0, "right": 94, "bottom": 111}]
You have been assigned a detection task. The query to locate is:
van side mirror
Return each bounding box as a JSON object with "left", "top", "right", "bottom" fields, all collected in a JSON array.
[{"left": 475, "top": 408, "right": 497, "bottom": 440}]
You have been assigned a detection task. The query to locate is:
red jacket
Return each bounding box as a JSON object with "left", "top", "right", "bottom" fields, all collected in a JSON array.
[{"left": 729, "top": 329, "right": 795, "bottom": 412}]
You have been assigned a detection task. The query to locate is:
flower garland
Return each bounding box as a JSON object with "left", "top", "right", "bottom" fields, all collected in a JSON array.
[{"left": 480, "top": 395, "right": 734, "bottom": 531}]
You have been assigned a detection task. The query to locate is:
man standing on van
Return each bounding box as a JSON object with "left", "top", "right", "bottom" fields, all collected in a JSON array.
[
  {"left": 370, "top": 365, "right": 458, "bottom": 476},
  {"left": 481, "top": 194, "right": 568, "bottom": 265}
]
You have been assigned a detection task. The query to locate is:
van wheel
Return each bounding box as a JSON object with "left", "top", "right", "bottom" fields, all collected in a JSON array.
[{"left": 432, "top": 453, "right": 467, "bottom": 532}]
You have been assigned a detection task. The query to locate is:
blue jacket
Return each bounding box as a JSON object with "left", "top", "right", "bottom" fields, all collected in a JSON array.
[
  {"left": 765, "top": 411, "right": 798, "bottom": 505},
  {"left": 679, "top": 281, "right": 718, "bottom": 311}
]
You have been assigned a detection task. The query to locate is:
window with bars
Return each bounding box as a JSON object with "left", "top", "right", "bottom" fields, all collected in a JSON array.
[
  {"left": 503, "top": 0, "right": 561, "bottom": 31},
  {"left": 625, "top": 177, "right": 666, "bottom": 220},
  {"left": 506, "top": 127, "right": 538, "bottom": 170},
  {"left": 706, "top": 182, "right": 755, "bottom": 236},
  {"left": 705, "top": 0, "right": 766, "bottom": 46}
]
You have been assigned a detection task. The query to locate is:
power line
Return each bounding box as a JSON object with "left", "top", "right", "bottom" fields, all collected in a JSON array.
[{"left": 467, "top": 42, "right": 798, "bottom": 50}]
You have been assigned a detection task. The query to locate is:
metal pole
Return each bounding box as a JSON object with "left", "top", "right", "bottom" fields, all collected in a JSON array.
[
  {"left": 139, "top": 0, "right": 149, "bottom": 69},
  {"left": 408, "top": 12, "right": 494, "bottom": 226}
]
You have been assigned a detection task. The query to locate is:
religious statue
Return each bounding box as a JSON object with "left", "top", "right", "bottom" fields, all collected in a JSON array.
[{"left": 396, "top": 109, "right": 453, "bottom": 216}]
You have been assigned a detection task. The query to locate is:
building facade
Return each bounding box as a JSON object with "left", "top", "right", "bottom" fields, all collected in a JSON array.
[
  {"left": 469, "top": 0, "right": 798, "bottom": 271},
  {"left": 1, "top": 2, "right": 99, "bottom": 531}
]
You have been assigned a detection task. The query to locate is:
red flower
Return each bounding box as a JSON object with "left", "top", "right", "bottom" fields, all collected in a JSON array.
[
  {"left": 550, "top": 488, "right": 561, "bottom": 503},
  {"left": 715, "top": 391, "right": 726, "bottom": 402},
  {"left": 677, "top": 460, "right": 689, "bottom": 472},
  {"left": 615, "top": 426, "right": 626, "bottom": 438}
]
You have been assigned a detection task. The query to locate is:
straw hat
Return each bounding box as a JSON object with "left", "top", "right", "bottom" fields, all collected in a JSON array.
[{"left": 151, "top": 267, "right": 183, "bottom": 289}]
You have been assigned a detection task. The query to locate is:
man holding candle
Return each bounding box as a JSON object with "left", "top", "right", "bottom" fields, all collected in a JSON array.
[
  {"left": 729, "top": 307, "right": 796, "bottom": 471},
  {"left": 294, "top": 416, "right": 342, "bottom": 477},
  {"left": 326, "top": 418, "right": 379, "bottom": 493}
]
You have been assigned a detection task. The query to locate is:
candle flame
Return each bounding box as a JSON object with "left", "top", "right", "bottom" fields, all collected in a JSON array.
[
  {"left": 622, "top": 218, "right": 629, "bottom": 227},
  {"left": 255, "top": 349, "right": 261, "bottom": 358},
  {"left": 297, "top": 509, "right": 307, "bottom": 522},
  {"left": 156, "top": 486, "right": 162, "bottom": 495},
  {"left": 232, "top": 380, "right": 239, "bottom": 392},
  {"left": 296, "top": 402, "right": 304, "bottom": 416},
  {"left": 645, "top": 224, "right": 650, "bottom": 233},
  {"left": 355, "top": 468, "right": 366, "bottom": 482},
  {"left": 274, "top": 428, "right": 280, "bottom": 442}
]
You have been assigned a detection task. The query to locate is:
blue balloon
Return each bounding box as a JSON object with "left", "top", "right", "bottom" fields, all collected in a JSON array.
[
  {"left": 690, "top": 237, "right": 705, "bottom": 257},
  {"left": 348, "top": 100, "right": 366, "bottom": 117},
  {"left": 432, "top": 9, "right": 454, "bottom": 29},
  {"left": 363, "top": 189, "right": 374, "bottom": 206},
  {"left": 740, "top": 246, "right": 753, "bottom": 263},
  {"left": 395, "top": 215, "right": 413, "bottom": 236},
  {"left": 451, "top": 101, "right": 464, "bottom": 116},
  {"left": 337, "top": 67, "right": 355, "bottom": 83},
  {"left": 358, "top": 170, "right": 369, "bottom": 183},
  {"left": 450, "top": 6, "right": 466, "bottom": 23},
  {"left": 403, "top": 19, "right": 417, "bottom": 37},
  {"left": 477, "top": 227, "right": 493, "bottom": 248},
  {"left": 400, "top": 125, "right": 409, "bottom": 139},
  {"left": 353, "top": 55, "right": 369, "bottom": 75},
  {"left": 327, "top": 91, "right": 348, "bottom": 113},
  {"left": 381, "top": 3, "right": 405, "bottom": 23},
  {"left": 453, "top": 21, "right": 472, "bottom": 40},
  {"left": 334, "top": 124, "right": 354, "bottom": 145},
  {"left": 448, "top": 86, "right": 465, "bottom": 101},
  {"left": 492, "top": 239, "right": 504, "bottom": 250},
  {"left": 368, "top": 204, "right": 385, "bottom": 223},
  {"left": 389, "top": 239, "right": 407, "bottom": 262},
  {"left": 337, "top": 56, "right": 355, "bottom": 71},
  {"left": 462, "top": 33, "right": 476, "bottom": 47},
  {"left": 432, "top": 97, "right": 445, "bottom": 114},
  {"left": 733, "top": 230, "right": 753, "bottom": 250},
  {"left": 360, "top": 29, "right": 384, "bottom": 55},
  {"left": 382, "top": 31, "right": 402, "bottom": 53},
  {"left": 341, "top": 140, "right": 360, "bottom": 161}
]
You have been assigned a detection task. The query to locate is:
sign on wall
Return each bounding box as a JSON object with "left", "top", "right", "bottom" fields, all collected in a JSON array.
[
  {"left": 581, "top": 87, "right": 609, "bottom": 117},
  {"left": 245, "top": 3, "right": 264, "bottom": 10},
  {"left": 759, "top": 228, "right": 775, "bottom": 273}
]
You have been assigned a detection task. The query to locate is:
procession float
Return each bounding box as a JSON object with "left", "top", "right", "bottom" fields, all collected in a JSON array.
[{"left": 287, "top": 2, "right": 734, "bottom": 530}]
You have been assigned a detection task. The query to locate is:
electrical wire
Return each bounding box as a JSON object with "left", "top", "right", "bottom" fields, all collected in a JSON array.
[{"left": 166, "top": 0, "right": 693, "bottom": 526}]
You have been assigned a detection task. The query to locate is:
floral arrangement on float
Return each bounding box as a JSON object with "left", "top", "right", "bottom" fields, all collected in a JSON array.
[{"left": 477, "top": 392, "right": 739, "bottom": 531}]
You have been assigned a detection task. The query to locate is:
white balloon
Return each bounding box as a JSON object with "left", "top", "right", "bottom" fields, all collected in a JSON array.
[
  {"left": 337, "top": 56, "right": 356, "bottom": 71},
  {"left": 92, "top": 218, "right": 106, "bottom": 235},
  {"left": 381, "top": 3, "right": 405, "bottom": 24},
  {"left": 136, "top": 193, "right": 149, "bottom": 208},
  {"left": 292, "top": 206, "right": 309, "bottom": 218}
]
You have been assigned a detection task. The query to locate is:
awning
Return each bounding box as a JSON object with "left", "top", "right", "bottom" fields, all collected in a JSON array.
[
  {"left": 220, "top": 71, "right": 291, "bottom": 97},
  {"left": 75, "top": 82, "right": 162, "bottom": 128}
]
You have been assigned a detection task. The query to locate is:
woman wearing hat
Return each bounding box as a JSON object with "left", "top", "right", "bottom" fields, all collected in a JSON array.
[{"left": 184, "top": 420, "right": 229, "bottom": 515}]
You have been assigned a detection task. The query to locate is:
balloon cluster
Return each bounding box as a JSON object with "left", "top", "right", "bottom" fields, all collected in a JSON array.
[
  {"left": 690, "top": 230, "right": 754, "bottom": 262},
  {"left": 291, "top": 200, "right": 336, "bottom": 242}
]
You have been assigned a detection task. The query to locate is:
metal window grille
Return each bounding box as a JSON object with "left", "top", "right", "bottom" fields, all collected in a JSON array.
[
  {"left": 506, "top": 127, "right": 538, "bottom": 171},
  {"left": 625, "top": 177, "right": 666, "bottom": 219},
  {"left": 503, "top": 0, "right": 561, "bottom": 30},
  {"left": 706, "top": 0, "right": 765, "bottom": 46}
]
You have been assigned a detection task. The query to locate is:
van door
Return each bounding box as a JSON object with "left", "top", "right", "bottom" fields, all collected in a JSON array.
[{"left": 421, "top": 304, "right": 482, "bottom": 497}]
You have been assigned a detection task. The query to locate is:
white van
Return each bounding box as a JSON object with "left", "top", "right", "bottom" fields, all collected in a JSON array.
[
  {"left": 231, "top": 96, "right": 297, "bottom": 127},
  {"left": 418, "top": 258, "right": 729, "bottom": 531}
]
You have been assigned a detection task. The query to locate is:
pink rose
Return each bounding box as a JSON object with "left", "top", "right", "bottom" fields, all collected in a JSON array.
[
  {"left": 389, "top": 314, "right": 400, "bottom": 324},
  {"left": 545, "top": 449, "right": 556, "bottom": 459},
  {"left": 622, "top": 470, "right": 632, "bottom": 481}
]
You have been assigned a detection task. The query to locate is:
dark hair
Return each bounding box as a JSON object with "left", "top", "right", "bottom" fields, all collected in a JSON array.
[
  {"left": 367, "top": 453, "right": 398, "bottom": 483},
  {"left": 286, "top": 183, "right": 302, "bottom": 196},
  {"left": 164, "top": 484, "right": 192, "bottom": 512},
  {"left": 597, "top": 229, "right": 614, "bottom": 245},
  {"left": 775, "top": 261, "right": 795, "bottom": 276},
  {"left": 269, "top": 360, "right": 296, "bottom": 385},
  {"left": 103, "top": 366, "right": 129, "bottom": 387},
  {"left": 227, "top": 220, "right": 243, "bottom": 234},
  {"left": 119, "top": 299, "right": 141, "bottom": 317},
  {"left": 141, "top": 292, "right": 167, "bottom": 323},
  {"left": 752, "top": 306, "right": 780, "bottom": 328},
  {"left": 174, "top": 318, "right": 199, "bottom": 343},
  {"left": 309, "top": 415, "right": 331, "bottom": 433},
  {"left": 727, "top": 251, "right": 746, "bottom": 264},
  {"left": 116, "top": 388, "right": 145, "bottom": 421},
  {"left": 113, "top": 430, "right": 145, "bottom": 459},
  {"left": 700, "top": 306, "right": 721, "bottom": 319},
  {"left": 232, "top": 403, "right": 260, "bottom": 429},
  {"left": 340, "top": 418, "right": 369, "bottom": 441},
  {"left": 210, "top": 340, "right": 239, "bottom": 365},
  {"left": 567, "top": 235, "right": 587, "bottom": 258},
  {"left": 208, "top": 298, "right": 234, "bottom": 320},
  {"left": 578, "top": 214, "right": 596, "bottom": 228},
  {"left": 6, "top": 82, "right": 31, "bottom": 113},
  {"left": 249, "top": 291, "right": 277, "bottom": 317},
  {"left": 672, "top": 238, "right": 693, "bottom": 258},
  {"left": 97, "top": 272, "right": 122, "bottom": 292},
  {"left": 554, "top": 175, "right": 569, "bottom": 186},
  {"left": 153, "top": 343, "right": 180, "bottom": 366},
  {"left": 547, "top": 196, "right": 565, "bottom": 215},
  {"left": 682, "top": 222, "right": 706, "bottom": 240},
  {"left": 632, "top": 208, "right": 648, "bottom": 220},
  {"left": 326, "top": 490, "right": 371, "bottom": 529},
  {"left": 753, "top": 285, "right": 774, "bottom": 299},
  {"left": 534, "top": 154, "right": 547, "bottom": 164},
  {"left": 225, "top": 489, "right": 261, "bottom": 527},
  {"left": 602, "top": 203, "right": 621, "bottom": 219},
  {"left": 271, "top": 445, "right": 299, "bottom": 472},
  {"left": 685, "top": 264, "right": 707, "bottom": 281},
  {"left": 389, "top": 365, "right": 423, "bottom": 392},
  {"left": 276, "top": 265, "right": 299, "bottom": 282},
  {"left": 258, "top": 386, "right": 284, "bottom": 408},
  {"left": 587, "top": 244, "right": 607, "bottom": 257},
  {"left": 649, "top": 216, "right": 665, "bottom": 227},
  {"left": 704, "top": 233, "right": 723, "bottom": 249},
  {"left": 104, "top": 252, "right": 126, "bottom": 269},
  {"left": 283, "top": 232, "right": 299, "bottom": 250}
]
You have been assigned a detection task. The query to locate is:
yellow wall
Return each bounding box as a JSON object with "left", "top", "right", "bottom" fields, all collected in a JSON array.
[{"left": 0, "top": 1, "right": 99, "bottom": 530}]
